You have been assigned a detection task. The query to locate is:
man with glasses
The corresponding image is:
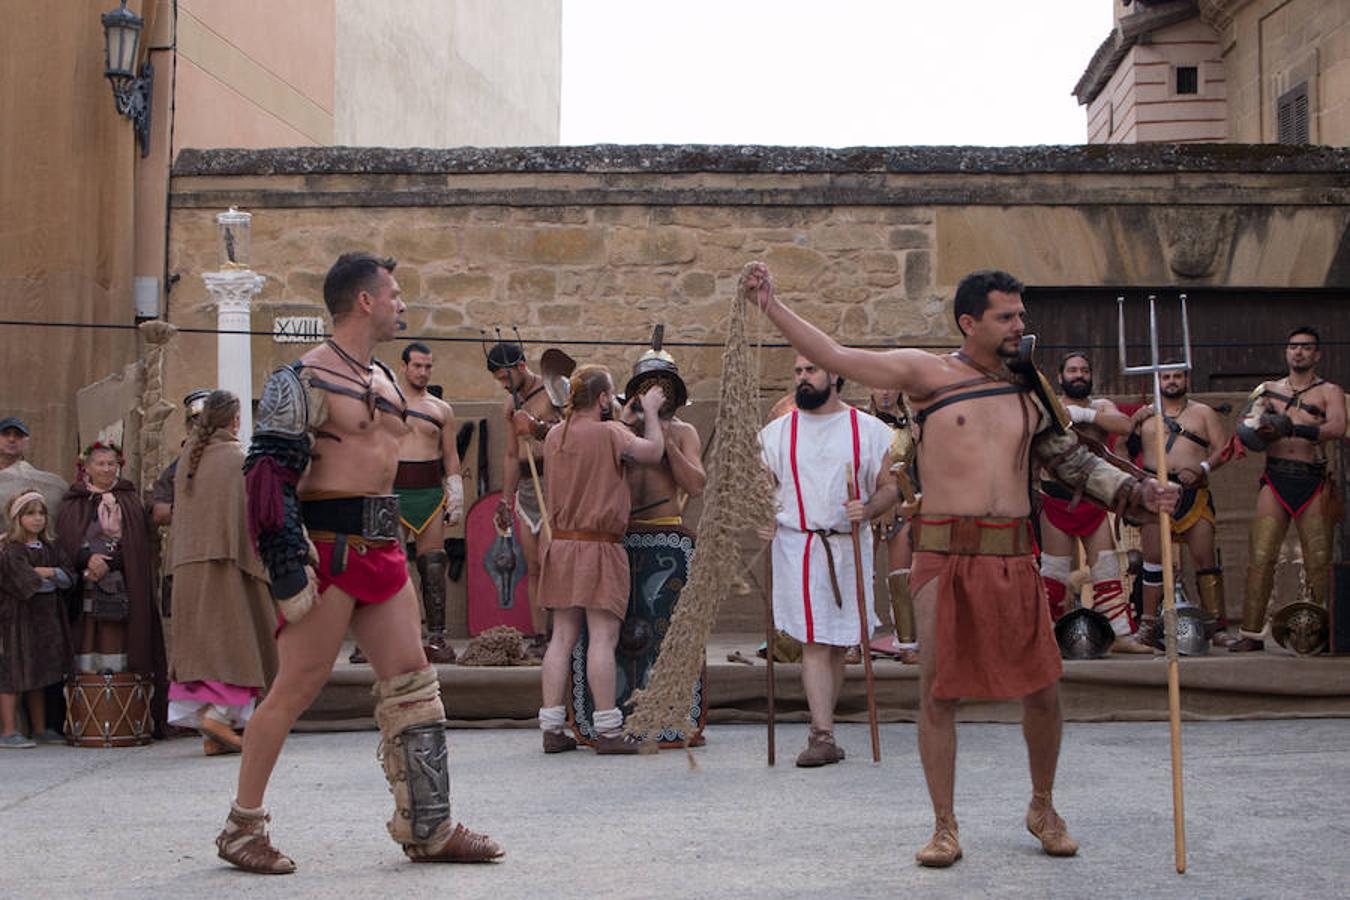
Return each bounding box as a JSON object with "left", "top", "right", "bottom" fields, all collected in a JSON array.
[{"left": 1231, "top": 327, "right": 1346, "bottom": 652}]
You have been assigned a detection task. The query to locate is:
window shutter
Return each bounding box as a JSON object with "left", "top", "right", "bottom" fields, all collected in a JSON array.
[{"left": 1277, "top": 82, "right": 1310, "bottom": 144}]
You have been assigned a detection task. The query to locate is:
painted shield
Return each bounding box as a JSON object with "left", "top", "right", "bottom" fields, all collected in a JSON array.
[
  {"left": 464, "top": 490, "right": 535, "bottom": 637},
  {"left": 568, "top": 524, "right": 706, "bottom": 748}
]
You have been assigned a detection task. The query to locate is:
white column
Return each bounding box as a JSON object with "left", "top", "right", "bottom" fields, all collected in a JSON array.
[{"left": 202, "top": 269, "right": 265, "bottom": 444}]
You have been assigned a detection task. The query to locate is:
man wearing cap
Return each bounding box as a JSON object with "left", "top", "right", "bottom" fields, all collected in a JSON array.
[
  {"left": 0, "top": 417, "right": 69, "bottom": 525},
  {"left": 486, "top": 341, "right": 565, "bottom": 658},
  {"left": 394, "top": 342, "right": 463, "bottom": 664}
]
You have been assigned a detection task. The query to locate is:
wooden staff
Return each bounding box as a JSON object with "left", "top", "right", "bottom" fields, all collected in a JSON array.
[
  {"left": 1150, "top": 399, "right": 1187, "bottom": 873},
  {"left": 523, "top": 448, "right": 552, "bottom": 543},
  {"left": 847, "top": 465, "right": 882, "bottom": 763},
  {"left": 1119, "top": 293, "right": 1188, "bottom": 874},
  {"left": 762, "top": 547, "right": 776, "bottom": 766}
]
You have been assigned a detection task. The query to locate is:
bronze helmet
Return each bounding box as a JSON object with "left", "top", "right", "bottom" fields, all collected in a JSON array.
[
  {"left": 625, "top": 324, "right": 687, "bottom": 418},
  {"left": 1272, "top": 601, "right": 1329, "bottom": 656}
]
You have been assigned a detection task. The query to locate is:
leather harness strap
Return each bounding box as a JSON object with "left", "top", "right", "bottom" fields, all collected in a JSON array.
[
  {"left": 405, "top": 407, "right": 444, "bottom": 428},
  {"left": 1265, "top": 379, "right": 1328, "bottom": 420},
  {"left": 913, "top": 384, "right": 1027, "bottom": 426}
]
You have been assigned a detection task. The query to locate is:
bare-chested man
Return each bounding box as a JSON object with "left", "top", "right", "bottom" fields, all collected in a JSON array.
[
  {"left": 1039, "top": 352, "right": 1148, "bottom": 653},
  {"left": 394, "top": 341, "right": 463, "bottom": 664},
  {"left": 1129, "top": 368, "right": 1232, "bottom": 647},
  {"left": 866, "top": 386, "right": 920, "bottom": 664},
  {"left": 620, "top": 349, "right": 706, "bottom": 526},
  {"left": 1230, "top": 326, "right": 1346, "bottom": 652},
  {"left": 487, "top": 343, "right": 563, "bottom": 658},
  {"left": 220, "top": 253, "right": 501, "bottom": 875},
  {"left": 743, "top": 263, "right": 1177, "bottom": 867}
]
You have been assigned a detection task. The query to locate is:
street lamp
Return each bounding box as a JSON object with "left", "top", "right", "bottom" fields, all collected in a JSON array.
[{"left": 101, "top": 1, "right": 154, "bottom": 157}]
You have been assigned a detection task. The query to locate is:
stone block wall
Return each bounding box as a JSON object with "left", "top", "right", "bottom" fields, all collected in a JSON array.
[{"left": 160, "top": 144, "right": 1350, "bottom": 632}]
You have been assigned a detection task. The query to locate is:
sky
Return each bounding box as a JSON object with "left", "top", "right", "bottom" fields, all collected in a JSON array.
[{"left": 561, "top": 1, "right": 1115, "bottom": 147}]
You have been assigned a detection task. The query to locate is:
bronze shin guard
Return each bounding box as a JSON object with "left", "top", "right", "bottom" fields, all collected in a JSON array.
[
  {"left": 1295, "top": 515, "right": 1333, "bottom": 608},
  {"left": 888, "top": 572, "right": 916, "bottom": 645},
  {"left": 417, "top": 550, "right": 450, "bottom": 638},
  {"left": 1242, "top": 515, "right": 1289, "bottom": 637},
  {"left": 1195, "top": 568, "right": 1226, "bottom": 625},
  {"left": 374, "top": 667, "right": 451, "bottom": 848}
]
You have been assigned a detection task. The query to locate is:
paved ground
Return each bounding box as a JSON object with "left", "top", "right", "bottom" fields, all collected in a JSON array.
[{"left": 2, "top": 719, "right": 1347, "bottom": 899}]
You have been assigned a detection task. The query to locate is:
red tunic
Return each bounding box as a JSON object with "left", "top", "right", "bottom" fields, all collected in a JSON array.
[{"left": 911, "top": 550, "right": 1063, "bottom": 701}]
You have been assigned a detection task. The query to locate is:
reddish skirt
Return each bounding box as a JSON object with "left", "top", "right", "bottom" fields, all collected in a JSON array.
[
  {"left": 911, "top": 551, "right": 1063, "bottom": 701},
  {"left": 1041, "top": 492, "right": 1109, "bottom": 538}
]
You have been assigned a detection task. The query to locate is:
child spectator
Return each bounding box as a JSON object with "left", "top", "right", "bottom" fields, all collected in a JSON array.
[{"left": 0, "top": 491, "right": 73, "bottom": 747}]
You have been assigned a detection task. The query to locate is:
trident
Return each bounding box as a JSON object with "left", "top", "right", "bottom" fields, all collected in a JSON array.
[{"left": 1118, "top": 293, "right": 1190, "bottom": 875}]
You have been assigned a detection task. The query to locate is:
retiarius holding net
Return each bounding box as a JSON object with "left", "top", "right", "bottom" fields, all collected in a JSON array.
[
  {"left": 220, "top": 253, "right": 501, "bottom": 875},
  {"left": 743, "top": 263, "right": 1178, "bottom": 868},
  {"left": 758, "top": 356, "right": 896, "bottom": 767},
  {"left": 536, "top": 367, "right": 666, "bottom": 754}
]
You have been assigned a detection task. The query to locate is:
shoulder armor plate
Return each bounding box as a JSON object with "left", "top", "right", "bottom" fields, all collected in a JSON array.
[{"left": 255, "top": 364, "right": 310, "bottom": 439}]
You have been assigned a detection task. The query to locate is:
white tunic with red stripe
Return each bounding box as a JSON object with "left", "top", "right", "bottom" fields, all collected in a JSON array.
[{"left": 759, "top": 407, "right": 891, "bottom": 646}]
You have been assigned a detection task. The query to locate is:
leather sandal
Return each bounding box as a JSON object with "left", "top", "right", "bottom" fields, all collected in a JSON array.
[
  {"left": 199, "top": 717, "right": 242, "bottom": 752},
  {"left": 216, "top": 807, "right": 296, "bottom": 875},
  {"left": 406, "top": 822, "right": 504, "bottom": 863},
  {"left": 594, "top": 732, "right": 643, "bottom": 755},
  {"left": 542, "top": 729, "right": 578, "bottom": 754},
  {"left": 1227, "top": 637, "right": 1264, "bottom": 653},
  {"left": 795, "top": 728, "right": 845, "bottom": 768},
  {"left": 1026, "top": 799, "right": 1079, "bottom": 857},
  {"left": 424, "top": 635, "right": 457, "bottom": 664},
  {"left": 203, "top": 736, "right": 240, "bottom": 756},
  {"left": 915, "top": 815, "right": 962, "bottom": 867}
]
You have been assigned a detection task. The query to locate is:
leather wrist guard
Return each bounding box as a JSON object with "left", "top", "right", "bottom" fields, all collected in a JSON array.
[
  {"left": 374, "top": 666, "right": 451, "bottom": 847},
  {"left": 1292, "top": 423, "right": 1320, "bottom": 442}
]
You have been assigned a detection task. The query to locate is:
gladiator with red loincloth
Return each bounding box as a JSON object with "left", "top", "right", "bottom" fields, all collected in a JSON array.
[
  {"left": 218, "top": 252, "right": 501, "bottom": 874},
  {"left": 1230, "top": 325, "right": 1346, "bottom": 653},
  {"left": 744, "top": 263, "right": 1178, "bottom": 868},
  {"left": 1038, "top": 351, "right": 1150, "bottom": 653}
]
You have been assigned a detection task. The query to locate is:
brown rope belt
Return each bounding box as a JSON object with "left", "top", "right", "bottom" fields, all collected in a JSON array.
[
  {"left": 802, "top": 528, "right": 850, "bottom": 608},
  {"left": 552, "top": 529, "right": 623, "bottom": 543},
  {"left": 911, "top": 515, "right": 1035, "bottom": 556}
]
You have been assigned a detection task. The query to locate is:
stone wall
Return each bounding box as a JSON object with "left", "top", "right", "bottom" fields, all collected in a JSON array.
[{"left": 161, "top": 144, "right": 1350, "bottom": 632}]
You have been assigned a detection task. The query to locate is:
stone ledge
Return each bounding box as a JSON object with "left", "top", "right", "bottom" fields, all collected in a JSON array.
[{"left": 172, "top": 143, "right": 1350, "bottom": 177}]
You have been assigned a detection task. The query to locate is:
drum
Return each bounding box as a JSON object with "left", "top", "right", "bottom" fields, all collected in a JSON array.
[{"left": 64, "top": 672, "right": 154, "bottom": 747}]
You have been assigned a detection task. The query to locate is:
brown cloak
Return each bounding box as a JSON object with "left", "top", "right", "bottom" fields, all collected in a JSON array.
[
  {"left": 56, "top": 477, "right": 168, "bottom": 734},
  {"left": 0, "top": 539, "right": 73, "bottom": 692},
  {"left": 169, "top": 432, "right": 277, "bottom": 688}
]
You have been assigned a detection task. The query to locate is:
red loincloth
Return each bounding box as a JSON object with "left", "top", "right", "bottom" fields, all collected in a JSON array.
[
  {"left": 1041, "top": 492, "right": 1109, "bottom": 538},
  {"left": 276, "top": 538, "right": 409, "bottom": 633},
  {"left": 911, "top": 551, "right": 1063, "bottom": 701}
]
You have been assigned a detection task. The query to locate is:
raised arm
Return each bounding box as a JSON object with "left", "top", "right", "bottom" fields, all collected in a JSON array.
[
  {"left": 623, "top": 388, "right": 668, "bottom": 465},
  {"left": 742, "top": 262, "right": 930, "bottom": 393}
]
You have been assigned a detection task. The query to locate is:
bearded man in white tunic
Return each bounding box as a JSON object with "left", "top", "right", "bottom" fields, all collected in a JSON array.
[{"left": 759, "top": 355, "right": 897, "bottom": 767}]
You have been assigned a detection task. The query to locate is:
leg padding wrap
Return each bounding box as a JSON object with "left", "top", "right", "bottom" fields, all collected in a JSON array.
[
  {"left": 375, "top": 666, "right": 450, "bottom": 846},
  {"left": 887, "top": 572, "right": 916, "bottom": 644},
  {"left": 1195, "top": 567, "right": 1225, "bottom": 624},
  {"left": 1141, "top": 563, "right": 1163, "bottom": 588},
  {"left": 1242, "top": 515, "right": 1288, "bottom": 636},
  {"left": 417, "top": 550, "right": 450, "bottom": 636},
  {"left": 1090, "top": 551, "right": 1131, "bottom": 636},
  {"left": 1041, "top": 554, "right": 1071, "bottom": 621}
]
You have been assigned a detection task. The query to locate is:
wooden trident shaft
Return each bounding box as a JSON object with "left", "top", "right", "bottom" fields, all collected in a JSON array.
[{"left": 1118, "top": 293, "right": 1190, "bottom": 875}]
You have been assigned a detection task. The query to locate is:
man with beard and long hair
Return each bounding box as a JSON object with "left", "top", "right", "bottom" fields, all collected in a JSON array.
[
  {"left": 1230, "top": 326, "right": 1346, "bottom": 652},
  {"left": 1128, "top": 367, "right": 1233, "bottom": 647},
  {"left": 744, "top": 264, "right": 1178, "bottom": 866},
  {"left": 1038, "top": 353, "right": 1148, "bottom": 652},
  {"left": 758, "top": 355, "right": 897, "bottom": 767}
]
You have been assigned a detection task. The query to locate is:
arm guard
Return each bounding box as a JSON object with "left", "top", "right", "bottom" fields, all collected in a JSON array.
[
  {"left": 245, "top": 365, "right": 325, "bottom": 620},
  {"left": 1033, "top": 427, "right": 1140, "bottom": 516}
]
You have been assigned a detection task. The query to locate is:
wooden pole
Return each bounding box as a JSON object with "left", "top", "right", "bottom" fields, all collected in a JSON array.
[
  {"left": 762, "top": 549, "right": 776, "bottom": 766},
  {"left": 1151, "top": 383, "right": 1188, "bottom": 874},
  {"left": 523, "top": 449, "right": 552, "bottom": 543},
  {"left": 847, "top": 466, "right": 882, "bottom": 763}
]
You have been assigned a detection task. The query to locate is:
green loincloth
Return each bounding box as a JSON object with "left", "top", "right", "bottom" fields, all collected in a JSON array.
[{"left": 397, "top": 486, "right": 446, "bottom": 534}]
